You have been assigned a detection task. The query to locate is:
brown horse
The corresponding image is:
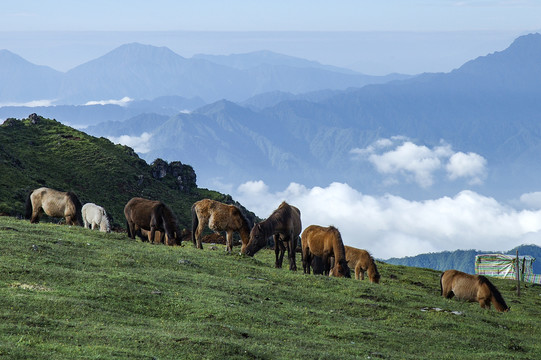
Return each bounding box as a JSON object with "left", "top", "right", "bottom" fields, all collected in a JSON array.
[
  {"left": 345, "top": 245, "right": 380, "bottom": 283},
  {"left": 25, "top": 187, "right": 83, "bottom": 226},
  {"left": 243, "top": 201, "right": 301, "bottom": 271},
  {"left": 138, "top": 228, "right": 184, "bottom": 246},
  {"left": 124, "top": 197, "right": 181, "bottom": 245},
  {"left": 440, "top": 269, "right": 509, "bottom": 312},
  {"left": 302, "top": 225, "right": 351, "bottom": 278},
  {"left": 191, "top": 199, "right": 251, "bottom": 252}
]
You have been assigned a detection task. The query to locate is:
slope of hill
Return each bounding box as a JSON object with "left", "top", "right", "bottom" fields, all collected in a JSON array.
[
  {"left": 2, "top": 216, "right": 540, "bottom": 359},
  {"left": 384, "top": 244, "right": 541, "bottom": 274},
  {"left": 0, "top": 50, "right": 62, "bottom": 103},
  {"left": 0, "top": 114, "right": 255, "bottom": 230}
]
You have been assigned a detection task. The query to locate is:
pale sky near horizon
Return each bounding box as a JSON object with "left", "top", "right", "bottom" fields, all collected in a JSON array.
[
  {"left": 2, "top": 0, "right": 541, "bottom": 32},
  {"left": 1, "top": 1, "right": 540, "bottom": 74}
]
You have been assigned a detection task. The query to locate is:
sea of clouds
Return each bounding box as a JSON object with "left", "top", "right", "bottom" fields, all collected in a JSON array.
[{"left": 231, "top": 181, "right": 541, "bottom": 260}]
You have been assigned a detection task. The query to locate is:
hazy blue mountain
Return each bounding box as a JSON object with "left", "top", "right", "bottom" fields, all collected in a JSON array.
[
  {"left": 0, "top": 43, "right": 410, "bottom": 106},
  {"left": 0, "top": 50, "right": 62, "bottom": 103},
  {"left": 384, "top": 244, "right": 541, "bottom": 275},
  {"left": 117, "top": 33, "right": 541, "bottom": 197}
]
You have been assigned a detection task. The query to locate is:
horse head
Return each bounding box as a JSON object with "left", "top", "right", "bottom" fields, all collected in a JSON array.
[
  {"left": 243, "top": 223, "right": 268, "bottom": 256},
  {"left": 330, "top": 259, "right": 351, "bottom": 278}
]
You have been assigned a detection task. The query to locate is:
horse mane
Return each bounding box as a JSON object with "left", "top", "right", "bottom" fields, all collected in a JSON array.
[
  {"left": 233, "top": 206, "right": 252, "bottom": 230},
  {"left": 367, "top": 254, "right": 380, "bottom": 282},
  {"left": 261, "top": 201, "right": 291, "bottom": 234},
  {"left": 478, "top": 275, "right": 509, "bottom": 311}
]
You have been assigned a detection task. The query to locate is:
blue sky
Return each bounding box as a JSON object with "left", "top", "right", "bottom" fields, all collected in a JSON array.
[{"left": 2, "top": 0, "right": 541, "bottom": 32}]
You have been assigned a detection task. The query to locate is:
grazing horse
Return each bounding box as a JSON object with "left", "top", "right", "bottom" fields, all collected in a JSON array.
[
  {"left": 82, "top": 203, "right": 111, "bottom": 233},
  {"left": 440, "top": 269, "right": 509, "bottom": 312},
  {"left": 243, "top": 201, "right": 301, "bottom": 271},
  {"left": 191, "top": 199, "right": 251, "bottom": 252},
  {"left": 124, "top": 197, "right": 181, "bottom": 245},
  {"left": 344, "top": 246, "right": 380, "bottom": 283},
  {"left": 302, "top": 225, "right": 351, "bottom": 278},
  {"left": 25, "top": 187, "right": 83, "bottom": 226}
]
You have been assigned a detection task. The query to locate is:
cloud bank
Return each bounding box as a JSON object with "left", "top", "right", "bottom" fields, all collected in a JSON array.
[
  {"left": 107, "top": 132, "right": 152, "bottom": 153},
  {"left": 231, "top": 181, "right": 541, "bottom": 259},
  {"left": 351, "top": 137, "right": 487, "bottom": 188},
  {"left": 84, "top": 96, "right": 133, "bottom": 106}
]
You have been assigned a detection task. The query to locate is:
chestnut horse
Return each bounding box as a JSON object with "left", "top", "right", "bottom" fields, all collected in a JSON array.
[
  {"left": 191, "top": 199, "right": 251, "bottom": 252},
  {"left": 243, "top": 201, "right": 301, "bottom": 271},
  {"left": 345, "top": 245, "right": 380, "bottom": 283},
  {"left": 25, "top": 187, "right": 83, "bottom": 226},
  {"left": 440, "top": 269, "right": 509, "bottom": 312},
  {"left": 82, "top": 203, "right": 111, "bottom": 233},
  {"left": 124, "top": 197, "right": 181, "bottom": 245},
  {"left": 302, "top": 225, "right": 351, "bottom": 278}
]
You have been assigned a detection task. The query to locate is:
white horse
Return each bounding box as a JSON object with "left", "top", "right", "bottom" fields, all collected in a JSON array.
[{"left": 82, "top": 203, "right": 111, "bottom": 233}]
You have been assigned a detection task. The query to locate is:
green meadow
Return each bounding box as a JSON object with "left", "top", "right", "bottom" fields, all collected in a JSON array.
[{"left": 1, "top": 216, "right": 540, "bottom": 359}]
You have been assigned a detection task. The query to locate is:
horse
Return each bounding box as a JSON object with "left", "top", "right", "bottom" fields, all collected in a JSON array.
[
  {"left": 25, "top": 187, "right": 83, "bottom": 226},
  {"left": 440, "top": 269, "right": 509, "bottom": 312},
  {"left": 191, "top": 199, "right": 251, "bottom": 252},
  {"left": 82, "top": 203, "right": 111, "bottom": 233},
  {"left": 301, "top": 225, "right": 351, "bottom": 278},
  {"left": 124, "top": 197, "right": 181, "bottom": 245},
  {"left": 243, "top": 201, "right": 301, "bottom": 271},
  {"left": 344, "top": 245, "right": 380, "bottom": 283}
]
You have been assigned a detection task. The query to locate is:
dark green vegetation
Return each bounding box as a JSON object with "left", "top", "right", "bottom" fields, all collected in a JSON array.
[
  {"left": 386, "top": 244, "right": 541, "bottom": 274},
  {"left": 1, "top": 216, "right": 540, "bottom": 359},
  {"left": 0, "top": 114, "right": 254, "bottom": 230}
]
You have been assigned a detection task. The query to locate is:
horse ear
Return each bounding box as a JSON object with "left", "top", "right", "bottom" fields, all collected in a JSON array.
[{"left": 257, "top": 224, "right": 262, "bottom": 231}]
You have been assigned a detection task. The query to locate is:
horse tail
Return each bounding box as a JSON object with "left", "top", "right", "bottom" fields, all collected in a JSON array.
[
  {"left": 126, "top": 220, "right": 133, "bottom": 238},
  {"left": 440, "top": 272, "right": 445, "bottom": 296},
  {"left": 479, "top": 276, "right": 509, "bottom": 312},
  {"left": 25, "top": 190, "right": 33, "bottom": 219},
  {"left": 191, "top": 203, "right": 198, "bottom": 246}
]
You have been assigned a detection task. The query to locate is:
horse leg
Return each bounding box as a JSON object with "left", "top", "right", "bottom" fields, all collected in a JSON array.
[
  {"left": 194, "top": 219, "right": 205, "bottom": 249},
  {"left": 225, "top": 231, "right": 233, "bottom": 253},
  {"left": 30, "top": 207, "right": 42, "bottom": 223},
  {"left": 302, "top": 247, "right": 311, "bottom": 274},
  {"left": 287, "top": 236, "right": 297, "bottom": 271},
  {"left": 275, "top": 235, "right": 285, "bottom": 268},
  {"left": 322, "top": 255, "right": 331, "bottom": 276}
]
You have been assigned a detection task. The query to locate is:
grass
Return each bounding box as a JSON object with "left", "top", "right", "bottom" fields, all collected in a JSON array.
[{"left": 1, "top": 216, "right": 541, "bottom": 359}]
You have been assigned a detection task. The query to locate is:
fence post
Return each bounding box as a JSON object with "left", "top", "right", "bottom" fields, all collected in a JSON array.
[{"left": 516, "top": 250, "right": 521, "bottom": 296}]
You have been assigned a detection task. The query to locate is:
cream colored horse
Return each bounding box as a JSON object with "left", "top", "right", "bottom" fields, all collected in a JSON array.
[{"left": 82, "top": 203, "right": 111, "bottom": 232}]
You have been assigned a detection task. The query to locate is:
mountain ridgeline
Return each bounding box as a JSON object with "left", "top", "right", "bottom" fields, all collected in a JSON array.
[
  {"left": 0, "top": 43, "right": 407, "bottom": 105},
  {"left": 384, "top": 244, "right": 541, "bottom": 275},
  {"left": 0, "top": 114, "right": 257, "bottom": 232},
  {"left": 74, "top": 33, "right": 541, "bottom": 198}
]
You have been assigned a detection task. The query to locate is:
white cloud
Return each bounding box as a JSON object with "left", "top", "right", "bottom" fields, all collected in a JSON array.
[
  {"left": 84, "top": 96, "right": 133, "bottom": 106},
  {"left": 0, "top": 99, "right": 56, "bottom": 107},
  {"left": 232, "top": 181, "right": 541, "bottom": 259},
  {"left": 520, "top": 192, "right": 541, "bottom": 209},
  {"left": 107, "top": 132, "right": 152, "bottom": 153},
  {"left": 351, "top": 137, "right": 487, "bottom": 188},
  {"left": 446, "top": 151, "right": 487, "bottom": 184}
]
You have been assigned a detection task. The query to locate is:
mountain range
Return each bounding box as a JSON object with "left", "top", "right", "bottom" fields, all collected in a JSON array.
[
  {"left": 3, "top": 33, "right": 541, "bottom": 200},
  {"left": 81, "top": 33, "right": 541, "bottom": 198},
  {"left": 0, "top": 43, "right": 407, "bottom": 105}
]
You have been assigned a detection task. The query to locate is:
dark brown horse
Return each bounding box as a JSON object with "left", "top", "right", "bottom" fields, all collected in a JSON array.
[
  {"left": 302, "top": 225, "right": 351, "bottom": 278},
  {"left": 124, "top": 197, "right": 181, "bottom": 245},
  {"left": 191, "top": 199, "right": 251, "bottom": 252},
  {"left": 440, "top": 269, "right": 509, "bottom": 312},
  {"left": 242, "top": 201, "right": 301, "bottom": 271},
  {"left": 25, "top": 187, "right": 83, "bottom": 226},
  {"left": 345, "top": 245, "right": 380, "bottom": 283}
]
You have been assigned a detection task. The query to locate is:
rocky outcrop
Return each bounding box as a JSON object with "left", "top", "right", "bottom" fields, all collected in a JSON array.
[{"left": 150, "top": 158, "right": 197, "bottom": 193}]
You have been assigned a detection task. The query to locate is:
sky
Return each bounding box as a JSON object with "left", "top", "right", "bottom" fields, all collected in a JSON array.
[
  {"left": 1, "top": 1, "right": 539, "bottom": 74},
  {"left": 3, "top": 1, "right": 541, "bottom": 258}
]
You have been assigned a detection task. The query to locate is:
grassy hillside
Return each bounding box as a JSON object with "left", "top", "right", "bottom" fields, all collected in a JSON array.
[
  {"left": 0, "top": 114, "right": 252, "bottom": 230},
  {"left": 1, "top": 216, "right": 540, "bottom": 359}
]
